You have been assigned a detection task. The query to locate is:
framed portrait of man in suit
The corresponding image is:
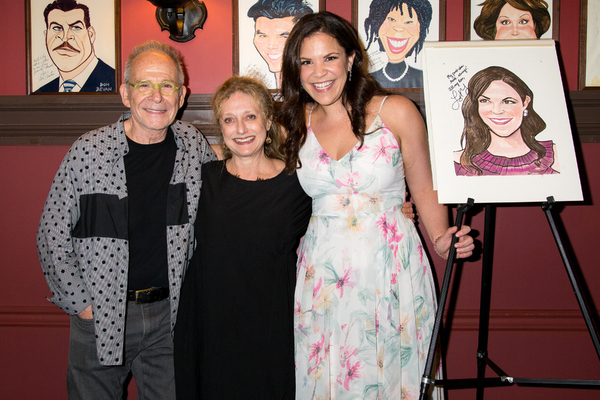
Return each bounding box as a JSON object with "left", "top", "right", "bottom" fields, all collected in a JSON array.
[{"left": 27, "top": 0, "right": 120, "bottom": 94}]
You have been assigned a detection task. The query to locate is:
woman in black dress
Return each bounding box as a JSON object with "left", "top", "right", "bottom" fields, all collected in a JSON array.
[{"left": 173, "top": 76, "right": 312, "bottom": 399}]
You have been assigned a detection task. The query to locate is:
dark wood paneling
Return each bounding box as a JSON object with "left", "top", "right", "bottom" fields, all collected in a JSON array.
[
  {"left": 569, "top": 90, "right": 600, "bottom": 143},
  {"left": 0, "top": 92, "right": 598, "bottom": 145},
  {"left": 0, "top": 305, "right": 592, "bottom": 331},
  {"left": 0, "top": 93, "right": 216, "bottom": 145}
]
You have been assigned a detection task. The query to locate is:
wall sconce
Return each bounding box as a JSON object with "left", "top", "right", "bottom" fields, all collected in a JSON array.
[{"left": 148, "top": 0, "right": 207, "bottom": 43}]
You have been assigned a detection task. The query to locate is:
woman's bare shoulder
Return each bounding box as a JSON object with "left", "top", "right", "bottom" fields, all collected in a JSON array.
[
  {"left": 382, "top": 93, "right": 417, "bottom": 109},
  {"left": 377, "top": 94, "right": 423, "bottom": 128},
  {"left": 365, "top": 94, "right": 415, "bottom": 121},
  {"left": 374, "top": 94, "right": 419, "bottom": 122}
]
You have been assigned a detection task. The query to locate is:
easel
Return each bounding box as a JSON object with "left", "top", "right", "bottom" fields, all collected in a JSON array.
[{"left": 419, "top": 197, "right": 600, "bottom": 399}]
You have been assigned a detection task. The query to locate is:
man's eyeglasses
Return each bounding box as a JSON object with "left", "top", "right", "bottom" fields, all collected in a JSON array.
[{"left": 128, "top": 80, "right": 181, "bottom": 96}]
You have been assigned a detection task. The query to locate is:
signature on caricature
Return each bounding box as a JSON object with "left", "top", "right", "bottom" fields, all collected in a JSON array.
[{"left": 447, "top": 65, "right": 469, "bottom": 110}]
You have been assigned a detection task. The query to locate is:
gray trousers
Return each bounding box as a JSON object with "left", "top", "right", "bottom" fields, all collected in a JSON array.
[{"left": 66, "top": 298, "right": 176, "bottom": 400}]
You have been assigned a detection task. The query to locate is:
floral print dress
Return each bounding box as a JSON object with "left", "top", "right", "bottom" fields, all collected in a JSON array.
[{"left": 294, "top": 98, "right": 443, "bottom": 400}]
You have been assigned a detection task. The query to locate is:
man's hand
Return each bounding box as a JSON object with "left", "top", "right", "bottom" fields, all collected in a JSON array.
[
  {"left": 401, "top": 201, "right": 415, "bottom": 222},
  {"left": 78, "top": 305, "right": 93, "bottom": 320}
]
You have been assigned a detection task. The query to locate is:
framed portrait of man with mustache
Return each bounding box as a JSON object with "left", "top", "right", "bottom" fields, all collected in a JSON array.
[{"left": 27, "top": 0, "right": 119, "bottom": 94}]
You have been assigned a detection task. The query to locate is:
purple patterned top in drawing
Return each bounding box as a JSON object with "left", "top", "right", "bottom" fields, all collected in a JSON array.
[{"left": 454, "top": 140, "right": 558, "bottom": 176}]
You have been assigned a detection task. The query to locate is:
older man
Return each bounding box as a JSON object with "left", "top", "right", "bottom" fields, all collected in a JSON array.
[
  {"left": 36, "top": 0, "right": 115, "bottom": 92},
  {"left": 37, "top": 41, "right": 216, "bottom": 399}
]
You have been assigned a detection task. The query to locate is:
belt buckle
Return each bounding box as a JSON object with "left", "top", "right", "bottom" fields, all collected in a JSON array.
[{"left": 135, "top": 288, "right": 152, "bottom": 304}]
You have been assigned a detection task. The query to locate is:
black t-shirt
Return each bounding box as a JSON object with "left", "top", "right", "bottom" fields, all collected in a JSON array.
[{"left": 124, "top": 129, "right": 177, "bottom": 290}]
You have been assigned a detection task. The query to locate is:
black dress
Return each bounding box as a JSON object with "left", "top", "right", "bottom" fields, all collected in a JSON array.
[{"left": 174, "top": 160, "right": 312, "bottom": 399}]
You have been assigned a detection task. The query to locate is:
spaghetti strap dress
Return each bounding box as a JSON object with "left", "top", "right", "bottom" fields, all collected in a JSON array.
[{"left": 294, "top": 97, "right": 443, "bottom": 399}]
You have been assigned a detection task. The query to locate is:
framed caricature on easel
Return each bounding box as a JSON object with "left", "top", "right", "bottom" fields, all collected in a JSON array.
[{"left": 422, "top": 40, "right": 582, "bottom": 204}]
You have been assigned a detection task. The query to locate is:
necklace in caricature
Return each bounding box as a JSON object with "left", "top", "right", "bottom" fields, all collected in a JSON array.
[{"left": 382, "top": 61, "right": 409, "bottom": 82}]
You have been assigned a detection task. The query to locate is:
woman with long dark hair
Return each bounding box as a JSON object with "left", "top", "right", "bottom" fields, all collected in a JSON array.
[
  {"left": 278, "top": 11, "right": 474, "bottom": 399},
  {"left": 455, "top": 66, "right": 558, "bottom": 175},
  {"left": 474, "top": 0, "right": 551, "bottom": 40}
]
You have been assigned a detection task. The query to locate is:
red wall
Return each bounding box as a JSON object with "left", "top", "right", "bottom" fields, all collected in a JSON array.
[
  {"left": 1, "top": 0, "right": 582, "bottom": 95},
  {"left": 1, "top": 0, "right": 599, "bottom": 398}
]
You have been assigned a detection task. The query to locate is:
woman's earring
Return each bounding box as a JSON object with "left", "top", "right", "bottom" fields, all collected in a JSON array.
[
  {"left": 265, "top": 136, "right": 272, "bottom": 145},
  {"left": 524, "top": 109, "right": 529, "bottom": 117},
  {"left": 348, "top": 68, "right": 352, "bottom": 82}
]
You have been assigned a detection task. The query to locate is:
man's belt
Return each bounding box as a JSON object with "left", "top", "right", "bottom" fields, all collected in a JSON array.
[{"left": 127, "top": 287, "right": 169, "bottom": 304}]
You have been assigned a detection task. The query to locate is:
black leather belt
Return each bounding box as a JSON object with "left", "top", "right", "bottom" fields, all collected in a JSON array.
[{"left": 127, "top": 287, "right": 169, "bottom": 304}]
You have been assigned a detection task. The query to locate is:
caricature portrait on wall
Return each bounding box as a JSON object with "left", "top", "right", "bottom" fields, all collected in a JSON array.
[
  {"left": 422, "top": 40, "right": 582, "bottom": 204},
  {"left": 27, "top": 0, "right": 119, "bottom": 94},
  {"left": 466, "top": 0, "right": 557, "bottom": 41},
  {"left": 580, "top": 0, "right": 600, "bottom": 88},
  {"left": 355, "top": 0, "right": 443, "bottom": 89},
  {"left": 236, "top": 0, "right": 323, "bottom": 89}
]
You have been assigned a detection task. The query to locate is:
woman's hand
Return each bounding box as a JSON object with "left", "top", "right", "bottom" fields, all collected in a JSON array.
[{"left": 434, "top": 225, "right": 474, "bottom": 260}]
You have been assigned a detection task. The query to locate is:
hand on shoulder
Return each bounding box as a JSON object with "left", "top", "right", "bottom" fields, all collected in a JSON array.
[{"left": 211, "top": 143, "right": 225, "bottom": 160}]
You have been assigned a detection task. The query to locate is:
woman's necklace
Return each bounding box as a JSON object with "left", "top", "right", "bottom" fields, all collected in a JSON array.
[{"left": 382, "top": 62, "right": 409, "bottom": 82}]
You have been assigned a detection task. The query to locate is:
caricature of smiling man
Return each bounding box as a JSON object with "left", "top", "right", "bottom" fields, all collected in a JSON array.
[
  {"left": 37, "top": 0, "right": 115, "bottom": 92},
  {"left": 247, "top": 0, "right": 314, "bottom": 88}
]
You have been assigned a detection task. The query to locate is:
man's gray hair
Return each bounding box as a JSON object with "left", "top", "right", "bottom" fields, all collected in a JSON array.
[{"left": 124, "top": 40, "right": 185, "bottom": 85}]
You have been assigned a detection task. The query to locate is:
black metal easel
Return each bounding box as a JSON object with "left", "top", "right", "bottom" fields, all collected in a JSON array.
[{"left": 419, "top": 196, "right": 600, "bottom": 399}]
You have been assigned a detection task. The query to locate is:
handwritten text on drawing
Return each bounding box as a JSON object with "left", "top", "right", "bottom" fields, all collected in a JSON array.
[{"left": 447, "top": 65, "right": 469, "bottom": 110}]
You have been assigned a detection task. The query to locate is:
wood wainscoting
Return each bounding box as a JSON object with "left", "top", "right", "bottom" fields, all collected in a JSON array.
[{"left": 1, "top": 91, "right": 599, "bottom": 146}]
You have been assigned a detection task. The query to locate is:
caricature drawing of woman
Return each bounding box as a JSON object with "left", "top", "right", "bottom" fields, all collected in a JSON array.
[
  {"left": 364, "top": 0, "right": 432, "bottom": 88},
  {"left": 474, "top": 0, "right": 551, "bottom": 40},
  {"left": 454, "top": 66, "right": 559, "bottom": 176}
]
